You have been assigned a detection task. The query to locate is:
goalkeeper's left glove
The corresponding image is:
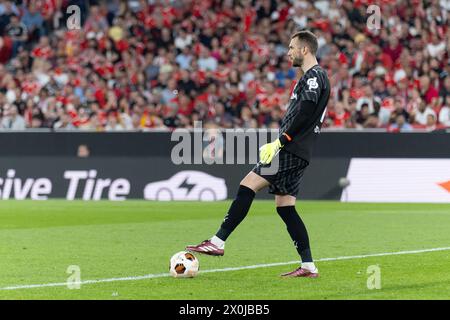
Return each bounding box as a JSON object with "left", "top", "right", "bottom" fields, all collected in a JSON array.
[{"left": 259, "top": 138, "right": 282, "bottom": 164}]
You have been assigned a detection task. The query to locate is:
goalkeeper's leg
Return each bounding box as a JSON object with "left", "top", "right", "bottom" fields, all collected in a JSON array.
[
  {"left": 276, "top": 195, "right": 319, "bottom": 277},
  {"left": 186, "top": 172, "right": 269, "bottom": 256}
]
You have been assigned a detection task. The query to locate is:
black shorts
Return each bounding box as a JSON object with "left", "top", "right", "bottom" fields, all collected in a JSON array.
[{"left": 252, "top": 150, "right": 309, "bottom": 196}]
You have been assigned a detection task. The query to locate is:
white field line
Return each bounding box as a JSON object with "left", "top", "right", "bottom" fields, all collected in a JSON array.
[{"left": 1, "top": 246, "right": 450, "bottom": 291}]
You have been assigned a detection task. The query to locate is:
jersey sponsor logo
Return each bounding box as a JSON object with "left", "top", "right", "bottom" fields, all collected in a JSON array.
[
  {"left": 314, "top": 125, "right": 320, "bottom": 134},
  {"left": 307, "top": 77, "right": 318, "bottom": 90}
]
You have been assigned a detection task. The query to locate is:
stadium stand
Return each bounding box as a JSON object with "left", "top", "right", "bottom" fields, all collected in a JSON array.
[{"left": 0, "top": 0, "right": 449, "bottom": 131}]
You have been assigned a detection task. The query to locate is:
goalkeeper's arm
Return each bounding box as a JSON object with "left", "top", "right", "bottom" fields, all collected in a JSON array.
[
  {"left": 259, "top": 100, "right": 317, "bottom": 164},
  {"left": 278, "top": 100, "right": 317, "bottom": 145}
]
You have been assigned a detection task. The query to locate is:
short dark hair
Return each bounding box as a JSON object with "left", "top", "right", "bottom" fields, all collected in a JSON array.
[{"left": 291, "top": 30, "right": 318, "bottom": 55}]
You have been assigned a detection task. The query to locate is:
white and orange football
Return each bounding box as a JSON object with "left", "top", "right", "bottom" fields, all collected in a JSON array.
[{"left": 169, "top": 251, "right": 199, "bottom": 278}]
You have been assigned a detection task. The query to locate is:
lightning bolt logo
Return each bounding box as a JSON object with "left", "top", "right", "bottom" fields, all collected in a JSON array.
[{"left": 179, "top": 178, "right": 196, "bottom": 195}]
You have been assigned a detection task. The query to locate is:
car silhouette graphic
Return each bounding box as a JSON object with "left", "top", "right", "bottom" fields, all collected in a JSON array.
[{"left": 144, "top": 171, "right": 227, "bottom": 201}]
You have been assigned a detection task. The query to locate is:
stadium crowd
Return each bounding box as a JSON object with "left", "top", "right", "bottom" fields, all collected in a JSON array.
[{"left": 0, "top": 0, "right": 449, "bottom": 132}]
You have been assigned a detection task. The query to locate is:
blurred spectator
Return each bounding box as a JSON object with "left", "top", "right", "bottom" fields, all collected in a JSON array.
[
  {"left": 356, "top": 85, "right": 376, "bottom": 114},
  {"left": 356, "top": 103, "right": 370, "bottom": 126},
  {"left": 105, "top": 111, "right": 125, "bottom": 131},
  {"left": 439, "top": 96, "right": 450, "bottom": 127},
  {"left": 174, "top": 29, "right": 193, "bottom": 50},
  {"left": 440, "top": 77, "right": 450, "bottom": 105},
  {"left": 31, "top": 115, "right": 44, "bottom": 128},
  {"left": 0, "top": 35, "right": 13, "bottom": 63},
  {"left": 197, "top": 48, "right": 218, "bottom": 71},
  {"left": 176, "top": 46, "right": 193, "bottom": 70},
  {"left": 5, "top": 14, "right": 28, "bottom": 57},
  {"left": 388, "top": 114, "right": 413, "bottom": 132},
  {"left": 1, "top": 105, "right": 26, "bottom": 130},
  {"left": 53, "top": 112, "right": 76, "bottom": 130},
  {"left": 84, "top": 5, "right": 108, "bottom": 31},
  {"left": 275, "top": 60, "right": 296, "bottom": 88},
  {"left": 363, "top": 114, "right": 380, "bottom": 129},
  {"left": 77, "top": 144, "right": 90, "bottom": 157},
  {"left": 21, "top": 2, "right": 45, "bottom": 42},
  {"left": 327, "top": 101, "right": 350, "bottom": 128},
  {"left": 389, "top": 97, "right": 410, "bottom": 124},
  {"left": 0, "top": 1, "right": 20, "bottom": 32},
  {"left": 419, "top": 75, "right": 439, "bottom": 105},
  {"left": 412, "top": 100, "right": 437, "bottom": 126},
  {"left": 425, "top": 113, "right": 438, "bottom": 131},
  {"left": 426, "top": 34, "right": 446, "bottom": 59}
]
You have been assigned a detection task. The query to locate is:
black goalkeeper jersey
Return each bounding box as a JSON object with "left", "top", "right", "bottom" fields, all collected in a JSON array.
[{"left": 280, "top": 64, "right": 330, "bottom": 162}]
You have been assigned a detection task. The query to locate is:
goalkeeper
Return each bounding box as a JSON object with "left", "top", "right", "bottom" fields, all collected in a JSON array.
[{"left": 187, "top": 30, "right": 330, "bottom": 278}]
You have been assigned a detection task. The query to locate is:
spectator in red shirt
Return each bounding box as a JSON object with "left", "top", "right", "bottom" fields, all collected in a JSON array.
[
  {"left": 0, "top": 36, "right": 12, "bottom": 63},
  {"left": 383, "top": 36, "right": 403, "bottom": 64},
  {"left": 419, "top": 75, "right": 439, "bottom": 105},
  {"left": 328, "top": 101, "right": 350, "bottom": 128}
]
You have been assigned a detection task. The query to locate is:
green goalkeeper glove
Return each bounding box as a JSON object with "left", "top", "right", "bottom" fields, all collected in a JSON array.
[{"left": 259, "top": 139, "right": 282, "bottom": 164}]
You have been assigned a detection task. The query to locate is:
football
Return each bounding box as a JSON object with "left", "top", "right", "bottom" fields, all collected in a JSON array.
[{"left": 169, "top": 251, "right": 199, "bottom": 278}]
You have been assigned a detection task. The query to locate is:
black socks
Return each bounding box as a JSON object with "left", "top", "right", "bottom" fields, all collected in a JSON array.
[
  {"left": 277, "top": 206, "right": 313, "bottom": 262},
  {"left": 215, "top": 189, "right": 313, "bottom": 263},
  {"left": 216, "top": 185, "right": 256, "bottom": 241}
]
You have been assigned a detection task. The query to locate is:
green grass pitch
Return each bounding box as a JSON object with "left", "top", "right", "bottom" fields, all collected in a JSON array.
[{"left": 0, "top": 200, "right": 449, "bottom": 300}]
